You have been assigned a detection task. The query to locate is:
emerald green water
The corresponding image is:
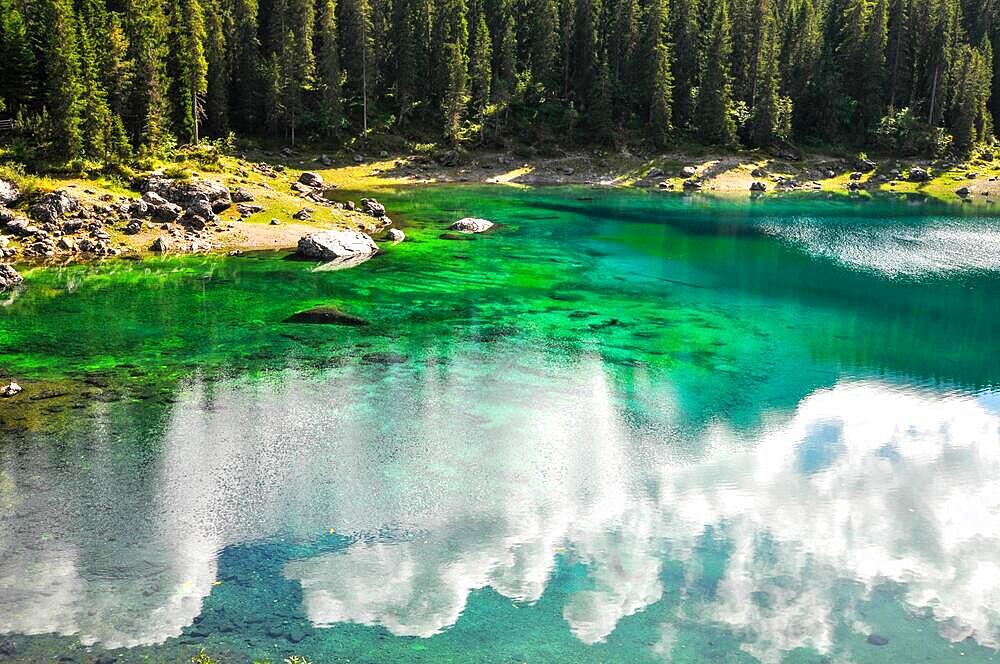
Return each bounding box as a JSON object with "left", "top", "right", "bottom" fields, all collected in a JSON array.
[{"left": 1, "top": 186, "right": 999, "bottom": 663}]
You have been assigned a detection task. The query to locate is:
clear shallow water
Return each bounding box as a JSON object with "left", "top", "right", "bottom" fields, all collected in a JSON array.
[{"left": 0, "top": 187, "right": 999, "bottom": 663}]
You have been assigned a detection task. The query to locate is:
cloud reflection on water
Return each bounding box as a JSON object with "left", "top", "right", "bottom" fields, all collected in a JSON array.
[{"left": 0, "top": 349, "right": 998, "bottom": 660}]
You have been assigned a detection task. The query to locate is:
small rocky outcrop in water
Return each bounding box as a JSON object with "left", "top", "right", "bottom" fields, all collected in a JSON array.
[
  {"left": 0, "top": 264, "right": 23, "bottom": 290},
  {"left": 386, "top": 228, "right": 405, "bottom": 242},
  {"left": 283, "top": 306, "right": 371, "bottom": 326},
  {"left": 297, "top": 229, "right": 378, "bottom": 261},
  {"left": 448, "top": 217, "right": 494, "bottom": 233}
]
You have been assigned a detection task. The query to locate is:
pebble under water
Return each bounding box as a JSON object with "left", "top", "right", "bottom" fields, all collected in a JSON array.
[{"left": 1, "top": 186, "right": 1000, "bottom": 663}]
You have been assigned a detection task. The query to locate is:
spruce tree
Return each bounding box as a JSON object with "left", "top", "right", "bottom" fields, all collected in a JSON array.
[
  {"left": 747, "top": 8, "right": 782, "bottom": 146},
  {"left": 315, "top": 0, "right": 344, "bottom": 135},
  {"left": 528, "top": 0, "right": 560, "bottom": 90},
  {"left": 439, "top": 0, "right": 469, "bottom": 142},
  {"left": 469, "top": 0, "right": 493, "bottom": 117},
  {"left": 0, "top": 0, "right": 39, "bottom": 113},
  {"left": 486, "top": 0, "right": 516, "bottom": 102},
  {"left": 169, "top": 0, "right": 208, "bottom": 142},
  {"left": 696, "top": 0, "right": 737, "bottom": 144},
  {"left": 642, "top": 0, "right": 672, "bottom": 144},
  {"left": 43, "top": 0, "right": 84, "bottom": 158},
  {"left": 203, "top": 0, "right": 228, "bottom": 136},
  {"left": 228, "top": 0, "right": 260, "bottom": 133},
  {"left": 572, "top": 0, "right": 600, "bottom": 109},
  {"left": 670, "top": 0, "right": 700, "bottom": 128},
  {"left": 126, "top": 0, "right": 171, "bottom": 152}
]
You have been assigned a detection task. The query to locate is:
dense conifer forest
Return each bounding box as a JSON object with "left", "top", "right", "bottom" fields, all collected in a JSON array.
[{"left": 0, "top": 0, "right": 996, "bottom": 161}]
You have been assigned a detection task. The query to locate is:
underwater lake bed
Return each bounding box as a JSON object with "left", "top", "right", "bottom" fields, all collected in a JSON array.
[{"left": 1, "top": 187, "right": 999, "bottom": 663}]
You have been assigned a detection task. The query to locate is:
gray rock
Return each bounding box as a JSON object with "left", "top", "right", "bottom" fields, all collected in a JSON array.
[
  {"left": 751, "top": 167, "right": 768, "bottom": 178},
  {"left": 140, "top": 176, "right": 232, "bottom": 212},
  {"left": 386, "top": 228, "right": 405, "bottom": 242},
  {"left": 124, "top": 219, "right": 143, "bottom": 235},
  {"left": 361, "top": 198, "right": 386, "bottom": 218},
  {"left": 0, "top": 179, "right": 20, "bottom": 206},
  {"left": 298, "top": 172, "right": 324, "bottom": 188},
  {"left": 28, "top": 190, "right": 80, "bottom": 223},
  {"left": 681, "top": 166, "right": 697, "bottom": 177},
  {"left": 296, "top": 229, "right": 378, "bottom": 261},
  {"left": 231, "top": 187, "right": 255, "bottom": 203},
  {"left": 1, "top": 381, "right": 22, "bottom": 398},
  {"left": 448, "top": 217, "right": 494, "bottom": 233},
  {"left": 682, "top": 179, "right": 702, "bottom": 189},
  {"left": 6, "top": 218, "right": 41, "bottom": 237},
  {"left": 237, "top": 203, "right": 265, "bottom": 217},
  {"left": 57, "top": 236, "right": 76, "bottom": 251},
  {"left": 129, "top": 199, "right": 150, "bottom": 218},
  {"left": 909, "top": 166, "right": 930, "bottom": 182},
  {"left": 855, "top": 158, "right": 877, "bottom": 172},
  {"left": 956, "top": 186, "right": 971, "bottom": 197},
  {"left": 270, "top": 218, "right": 281, "bottom": 225},
  {"left": 0, "top": 264, "right": 23, "bottom": 290},
  {"left": 750, "top": 181, "right": 767, "bottom": 192},
  {"left": 292, "top": 208, "right": 311, "bottom": 221},
  {"left": 150, "top": 236, "right": 171, "bottom": 252},
  {"left": 849, "top": 172, "right": 863, "bottom": 180}
]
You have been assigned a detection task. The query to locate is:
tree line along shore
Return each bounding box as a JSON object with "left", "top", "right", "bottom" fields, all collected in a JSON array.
[{"left": 0, "top": 0, "right": 997, "bottom": 168}]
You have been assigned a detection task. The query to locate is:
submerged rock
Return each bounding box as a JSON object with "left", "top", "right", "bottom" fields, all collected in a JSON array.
[
  {"left": 385, "top": 228, "right": 405, "bottom": 242},
  {"left": 866, "top": 634, "right": 889, "bottom": 647},
  {"left": 284, "top": 306, "right": 370, "bottom": 326},
  {"left": 297, "top": 229, "right": 378, "bottom": 261},
  {"left": 448, "top": 217, "right": 494, "bottom": 233},
  {"left": 0, "top": 264, "right": 23, "bottom": 290}
]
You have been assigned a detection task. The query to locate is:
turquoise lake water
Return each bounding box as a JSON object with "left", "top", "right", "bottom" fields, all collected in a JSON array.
[{"left": 1, "top": 187, "right": 999, "bottom": 662}]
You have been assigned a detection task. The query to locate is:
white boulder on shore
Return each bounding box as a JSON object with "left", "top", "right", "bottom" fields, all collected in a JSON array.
[
  {"left": 297, "top": 229, "right": 378, "bottom": 269},
  {"left": 448, "top": 218, "right": 494, "bottom": 233},
  {"left": 1, "top": 381, "right": 22, "bottom": 398}
]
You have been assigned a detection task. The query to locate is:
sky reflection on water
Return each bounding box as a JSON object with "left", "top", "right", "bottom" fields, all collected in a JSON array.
[{"left": 2, "top": 348, "right": 998, "bottom": 661}]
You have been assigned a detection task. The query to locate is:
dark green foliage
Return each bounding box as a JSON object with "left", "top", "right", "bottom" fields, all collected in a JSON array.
[
  {"left": 696, "top": 0, "right": 737, "bottom": 144},
  {"left": 5, "top": 0, "right": 998, "bottom": 160}
]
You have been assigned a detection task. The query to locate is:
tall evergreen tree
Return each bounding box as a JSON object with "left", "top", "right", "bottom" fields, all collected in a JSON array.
[
  {"left": 315, "top": 0, "right": 343, "bottom": 135},
  {"left": 126, "top": 0, "right": 171, "bottom": 151},
  {"left": 169, "top": 0, "right": 208, "bottom": 142},
  {"left": 695, "top": 0, "right": 737, "bottom": 143},
  {"left": 43, "top": 0, "right": 84, "bottom": 157},
  {"left": 469, "top": 0, "right": 493, "bottom": 117},
  {"left": 528, "top": 0, "right": 560, "bottom": 89},
  {"left": 203, "top": 0, "right": 228, "bottom": 136},
  {"left": 0, "top": 0, "right": 39, "bottom": 113},
  {"left": 227, "top": 0, "right": 260, "bottom": 132},
  {"left": 670, "top": 0, "right": 700, "bottom": 128}
]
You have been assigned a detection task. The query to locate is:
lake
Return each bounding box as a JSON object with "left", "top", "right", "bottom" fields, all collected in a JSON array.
[{"left": 1, "top": 186, "right": 999, "bottom": 663}]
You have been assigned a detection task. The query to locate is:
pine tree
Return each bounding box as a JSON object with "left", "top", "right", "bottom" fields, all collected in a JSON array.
[
  {"left": 169, "top": 0, "right": 208, "bottom": 142},
  {"left": 670, "top": 0, "right": 700, "bottom": 128},
  {"left": 747, "top": 5, "right": 783, "bottom": 146},
  {"left": 393, "top": 0, "right": 431, "bottom": 125},
  {"left": 572, "top": 0, "right": 600, "bottom": 109},
  {"left": 528, "top": 0, "right": 560, "bottom": 89},
  {"left": 0, "top": 0, "right": 40, "bottom": 113},
  {"left": 696, "top": 0, "right": 737, "bottom": 144},
  {"left": 486, "top": 0, "right": 516, "bottom": 101},
  {"left": 642, "top": 0, "right": 672, "bottom": 144},
  {"left": 203, "top": 0, "right": 228, "bottom": 136},
  {"left": 228, "top": 0, "right": 260, "bottom": 132},
  {"left": 469, "top": 0, "right": 493, "bottom": 116},
  {"left": 439, "top": 0, "right": 469, "bottom": 141},
  {"left": 126, "top": 0, "right": 171, "bottom": 152},
  {"left": 43, "top": 0, "right": 84, "bottom": 157},
  {"left": 340, "top": 0, "right": 373, "bottom": 131},
  {"left": 77, "top": 16, "right": 125, "bottom": 160},
  {"left": 315, "top": 0, "right": 343, "bottom": 135}
]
